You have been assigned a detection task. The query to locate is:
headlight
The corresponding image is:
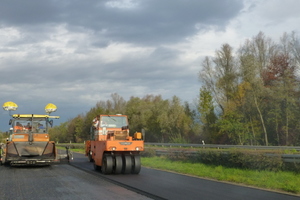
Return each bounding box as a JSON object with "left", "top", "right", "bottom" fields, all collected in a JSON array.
[{"left": 109, "top": 146, "right": 116, "bottom": 151}]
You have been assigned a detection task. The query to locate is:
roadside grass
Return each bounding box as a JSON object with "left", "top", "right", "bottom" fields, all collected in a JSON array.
[
  {"left": 56, "top": 146, "right": 84, "bottom": 152},
  {"left": 65, "top": 148, "right": 84, "bottom": 153},
  {"left": 141, "top": 156, "right": 300, "bottom": 194}
]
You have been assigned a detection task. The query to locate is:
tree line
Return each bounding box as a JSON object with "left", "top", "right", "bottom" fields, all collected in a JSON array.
[
  {"left": 49, "top": 93, "right": 201, "bottom": 143},
  {"left": 49, "top": 32, "right": 300, "bottom": 146}
]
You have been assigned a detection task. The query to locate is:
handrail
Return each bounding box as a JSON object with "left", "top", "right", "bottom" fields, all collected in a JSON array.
[
  {"left": 56, "top": 142, "right": 300, "bottom": 151},
  {"left": 145, "top": 143, "right": 300, "bottom": 151}
]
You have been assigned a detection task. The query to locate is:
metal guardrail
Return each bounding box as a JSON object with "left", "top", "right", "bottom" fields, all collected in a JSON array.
[
  {"left": 57, "top": 142, "right": 300, "bottom": 151},
  {"left": 56, "top": 142, "right": 300, "bottom": 163},
  {"left": 56, "top": 143, "right": 85, "bottom": 149},
  {"left": 281, "top": 154, "right": 300, "bottom": 163},
  {"left": 146, "top": 143, "right": 300, "bottom": 151},
  {"left": 148, "top": 143, "right": 300, "bottom": 163}
]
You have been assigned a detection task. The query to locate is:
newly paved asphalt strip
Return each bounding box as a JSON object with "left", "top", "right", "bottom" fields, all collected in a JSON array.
[{"left": 0, "top": 163, "right": 151, "bottom": 200}]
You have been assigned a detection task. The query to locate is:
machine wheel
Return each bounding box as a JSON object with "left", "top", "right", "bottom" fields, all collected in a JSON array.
[
  {"left": 131, "top": 155, "right": 141, "bottom": 174},
  {"left": 122, "top": 154, "right": 132, "bottom": 174},
  {"left": 93, "top": 162, "right": 101, "bottom": 171},
  {"left": 88, "top": 151, "right": 93, "bottom": 162},
  {"left": 113, "top": 154, "right": 122, "bottom": 174},
  {"left": 102, "top": 154, "right": 113, "bottom": 175}
]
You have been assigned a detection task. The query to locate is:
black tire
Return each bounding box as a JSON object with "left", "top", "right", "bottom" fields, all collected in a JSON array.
[
  {"left": 102, "top": 154, "right": 113, "bottom": 175},
  {"left": 114, "top": 154, "right": 122, "bottom": 174},
  {"left": 93, "top": 162, "right": 101, "bottom": 171},
  {"left": 122, "top": 154, "right": 132, "bottom": 174},
  {"left": 131, "top": 155, "right": 141, "bottom": 174},
  {"left": 0, "top": 155, "right": 3, "bottom": 166},
  {"left": 88, "top": 151, "right": 93, "bottom": 162}
]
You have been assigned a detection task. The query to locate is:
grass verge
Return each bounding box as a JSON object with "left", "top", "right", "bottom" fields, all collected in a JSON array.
[{"left": 141, "top": 156, "right": 300, "bottom": 195}]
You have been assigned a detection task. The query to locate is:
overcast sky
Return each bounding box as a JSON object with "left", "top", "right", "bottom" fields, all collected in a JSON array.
[{"left": 1, "top": 0, "right": 300, "bottom": 131}]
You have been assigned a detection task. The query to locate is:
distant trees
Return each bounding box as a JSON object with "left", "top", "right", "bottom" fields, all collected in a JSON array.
[
  {"left": 0, "top": 131, "right": 9, "bottom": 143},
  {"left": 49, "top": 93, "right": 201, "bottom": 143},
  {"left": 198, "top": 32, "right": 300, "bottom": 146},
  {"left": 49, "top": 31, "right": 300, "bottom": 146}
]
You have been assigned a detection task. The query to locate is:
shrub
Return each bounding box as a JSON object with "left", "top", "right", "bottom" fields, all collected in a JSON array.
[
  {"left": 160, "top": 149, "right": 287, "bottom": 172},
  {"left": 141, "top": 148, "right": 156, "bottom": 157}
]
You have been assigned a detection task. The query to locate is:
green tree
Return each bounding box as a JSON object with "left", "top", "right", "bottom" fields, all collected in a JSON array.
[
  {"left": 0, "top": 131, "right": 9, "bottom": 143},
  {"left": 48, "top": 122, "right": 68, "bottom": 143},
  {"left": 199, "top": 31, "right": 300, "bottom": 145},
  {"left": 214, "top": 44, "right": 238, "bottom": 104},
  {"left": 67, "top": 115, "right": 84, "bottom": 143},
  {"left": 237, "top": 32, "right": 277, "bottom": 146},
  {"left": 198, "top": 86, "right": 218, "bottom": 143},
  {"left": 166, "top": 96, "right": 190, "bottom": 143},
  {"left": 125, "top": 96, "right": 153, "bottom": 138}
]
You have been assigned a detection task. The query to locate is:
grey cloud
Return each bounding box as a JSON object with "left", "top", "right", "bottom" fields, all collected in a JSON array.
[
  {"left": 0, "top": 0, "right": 244, "bottom": 45},
  {"left": 0, "top": 0, "right": 62, "bottom": 25},
  {"left": 94, "top": 0, "right": 244, "bottom": 45}
]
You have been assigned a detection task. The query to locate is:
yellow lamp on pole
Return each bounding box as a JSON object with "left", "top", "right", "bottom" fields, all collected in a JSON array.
[
  {"left": 2, "top": 101, "right": 18, "bottom": 111},
  {"left": 45, "top": 103, "right": 57, "bottom": 114}
]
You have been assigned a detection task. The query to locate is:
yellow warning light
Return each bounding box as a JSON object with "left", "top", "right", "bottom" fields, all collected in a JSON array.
[
  {"left": 45, "top": 103, "right": 57, "bottom": 114},
  {"left": 2, "top": 101, "right": 18, "bottom": 111}
]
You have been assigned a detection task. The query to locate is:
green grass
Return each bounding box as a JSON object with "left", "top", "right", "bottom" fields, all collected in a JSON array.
[
  {"left": 56, "top": 146, "right": 84, "bottom": 153},
  {"left": 141, "top": 156, "right": 300, "bottom": 195}
]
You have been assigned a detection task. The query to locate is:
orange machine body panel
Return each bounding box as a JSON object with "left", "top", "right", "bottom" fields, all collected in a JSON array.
[{"left": 11, "top": 134, "right": 50, "bottom": 142}]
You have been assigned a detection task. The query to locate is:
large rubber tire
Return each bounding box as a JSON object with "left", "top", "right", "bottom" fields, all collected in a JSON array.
[
  {"left": 122, "top": 154, "right": 132, "bottom": 174},
  {"left": 93, "top": 162, "right": 101, "bottom": 171},
  {"left": 102, "top": 154, "right": 113, "bottom": 175},
  {"left": 0, "top": 154, "right": 3, "bottom": 166},
  {"left": 131, "top": 155, "right": 141, "bottom": 174},
  {"left": 88, "top": 151, "right": 93, "bottom": 162},
  {"left": 114, "top": 154, "right": 123, "bottom": 174}
]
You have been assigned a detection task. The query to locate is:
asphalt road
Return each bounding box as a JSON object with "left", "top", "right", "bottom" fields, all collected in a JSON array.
[
  {"left": 0, "top": 152, "right": 299, "bottom": 200},
  {"left": 71, "top": 152, "right": 300, "bottom": 200},
  {"left": 0, "top": 163, "right": 151, "bottom": 200}
]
